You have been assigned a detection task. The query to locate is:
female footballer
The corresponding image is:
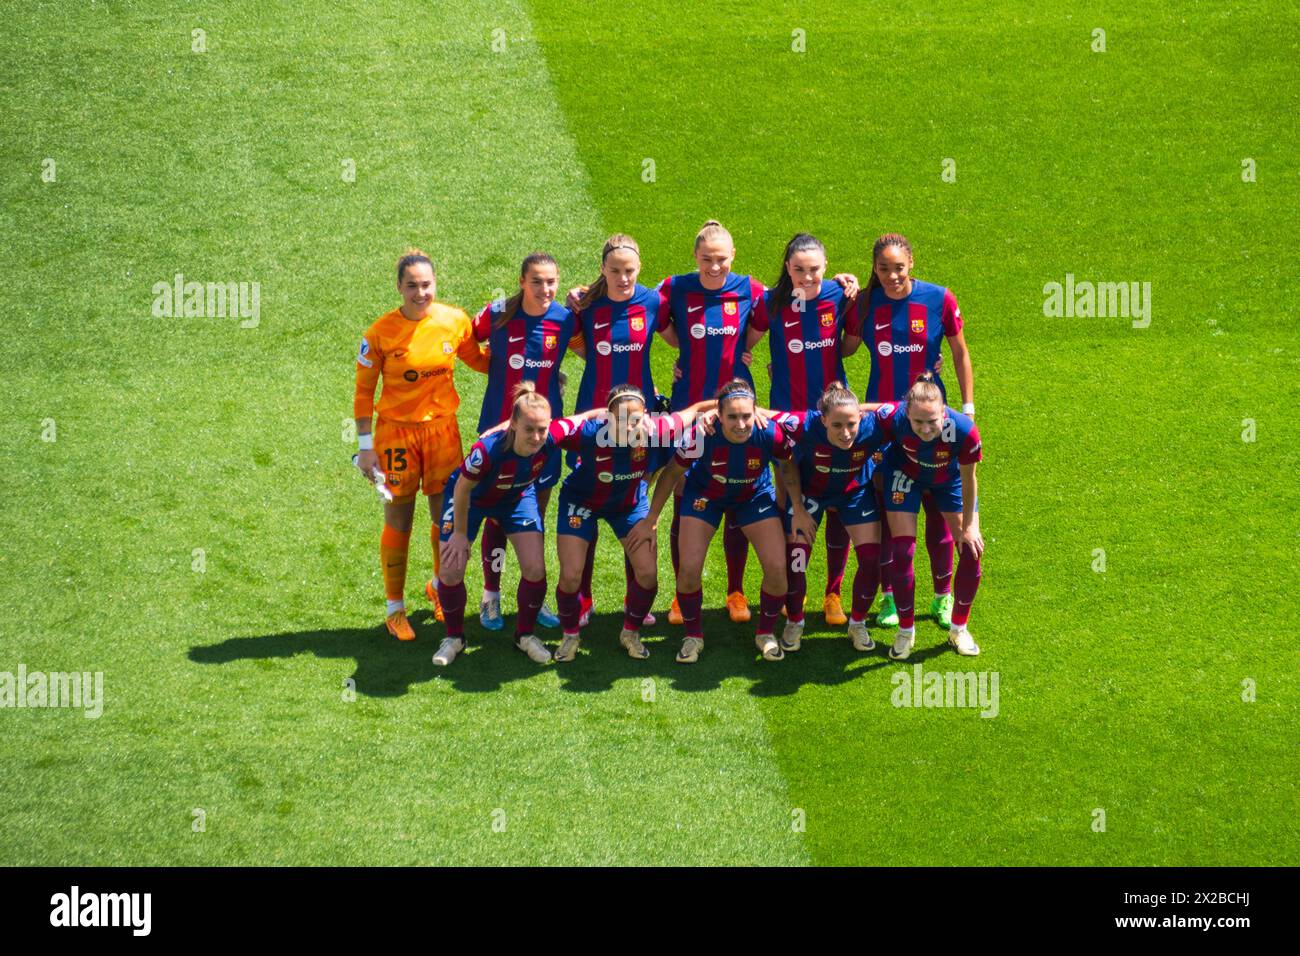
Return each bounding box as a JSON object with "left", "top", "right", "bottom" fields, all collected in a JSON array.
[
  {"left": 551, "top": 386, "right": 715, "bottom": 663},
  {"left": 843, "top": 233, "right": 976, "bottom": 630},
  {"left": 769, "top": 382, "right": 889, "bottom": 654},
  {"left": 875, "top": 374, "right": 984, "bottom": 660},
  {"left": 433, "top": 383, "right": 604, "bottom": 666},
  {"left": 471, "top": 252, "right": 577, "bottom": 633},
  {"left": 353, "top": 249, "right": 490, "bottom": 641},
  {"left": 764, "top": 233, "right": 859, "bottom": 628},
  {"left": 565, "top": 234, "right": 662, "bottom": 628},
  {"left": 628, "top": 380, "right": 808, "bottom": 664}
]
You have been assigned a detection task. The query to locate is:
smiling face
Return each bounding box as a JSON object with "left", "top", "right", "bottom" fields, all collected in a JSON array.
[
  {"left": 520, "top": 260, "right": 559, "bottom": 313},
  {"left": 512, "top": 404, "right": 552, "bottom": 456},
  {"left": 874, "top": 243, "right": 913, "bottom": 300},
  {"left": 787, "top": 248, "right": 826, "bottom": 304},
  {"left": 822, "top": 403, "right": 862, "bottom": 450},
  {"left": 398, "top": 261, "right": 436, "bottom": 315},
  {"left": 719, "top": 394, "right": 756, "bottom": 443},
  {"left": 601, "top": 248, "right": 640, "bottom": 302},
  {"left": 610, "top": 397, "right": 647, "bottom": 446},
  {"left": 694, "top": 237, "right": 735, "bottom": 291},
  {"left": 907, "top": 397, "right": 945, "bottom": 442}
]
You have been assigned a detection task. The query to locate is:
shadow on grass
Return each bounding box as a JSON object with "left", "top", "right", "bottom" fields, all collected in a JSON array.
[{"left": 187, "top": 606, "right": 958, "bottom": 700}]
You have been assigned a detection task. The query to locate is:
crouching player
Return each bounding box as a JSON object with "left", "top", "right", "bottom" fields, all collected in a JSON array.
[
  {"left": 432, "top": 383, "right": 601, "bottom": 667},
  {"left": 551, "top": 386, "right": 715, "bottom": 662},
  {"left": 628, "top": 380, "right": 808, "bottom": 664},
  {"left": 877, "top": 373, "right": 984, "bottom": 659},
  {"left": 770, "top": 382, "right": 888, "bottom": 654}
]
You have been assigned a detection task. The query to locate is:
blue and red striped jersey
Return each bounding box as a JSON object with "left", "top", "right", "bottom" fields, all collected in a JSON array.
[
  {"left": 771, "top": 408, "right": 885, "bottom": 499},
  {"left": 473, "top": 300, "right": 576, "bottom": 432},
  {"left": 875, "top": 402, "right": 982, "bottom": 486},
  {"left": 572, "top": 284, "right": 659, "bottom": 412},
  {"left": 458, "top": 420, "right": 574, "bottom": 508},
  {"left": 656, "top": 272, "right": 768, "bottom": 410},
  {"left": 845, "top": 279, "right": 962, "bottom": 402},
  {"left": 767, "top": 279, "right": 849, "bottom": 410},
  {"left": 559, "top": 413, "right": 685, "bottom": 511},
  {"left": 676, "top": 420, "right": 794, "bottom": 506}
]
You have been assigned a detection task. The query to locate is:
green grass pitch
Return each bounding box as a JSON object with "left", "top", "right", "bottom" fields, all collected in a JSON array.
[{"left": 1, "top": 0, "right": 1296, "bottom": 865}]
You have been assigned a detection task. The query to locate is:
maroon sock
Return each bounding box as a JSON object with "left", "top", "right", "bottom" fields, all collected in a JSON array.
[
  {"left": 824, "top": 510, "right": 849, "bottom": 596},
  {"left": 951, "top": 543, "right": 982, "bottom": 627},
  {"left": 437, "top": 580, "right": 467, "bottom": 639},
  {"left": 851, "top": 542, "right": 881, "bottom": 621},
  {"left": 481, "top": 519, "right": 505, "bottom": 593},
  {"left": 757, "top": 589, "right": 785, "bottom": 636},
  {"left": 890, "top": 536, "right": 917, "bottom": 629},
  {"left": 923, "top": 493, "right": 954, "bottom": 595},
  {"left": 624, "top": 576, "right": 657, "bottom": 631},
  {"left": 580, "top": 530, "right": 597, "bottom": 602},
  {"left": 878, "top": 503, "right": 894, "bottom": 595},
  {"left": 786, "top": 541, "right": 811, "bottom": 622},
  {"left": 724, "top": 514, "right": 748, "bottom": 594},
  {"left": 556, "top": 586, "right": 581, "bottom": 636},
  {"left": 514, "top": 576, "right": 547, "bottom": 636},
  {"left": 670, "top": 496, "right": 681, "bottom": 578},
  {"left": 677, "top": 588, "right": 704, "bottom": 639}
]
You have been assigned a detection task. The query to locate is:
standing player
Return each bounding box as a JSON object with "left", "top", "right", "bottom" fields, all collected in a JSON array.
[
  {"left": 769, "top": 382, "right": 888, "bottom": 654},
  {"left": 471, "top": 252, "right": 577, "bottom": 632},
  {"left": 843, "top": 233, "right": 976, "bottom": 629},
  {"left": 354, "top": 249, "right": 489, "bottom": 641},
  {"left": 551, "top": 386, "right": 715, "bottom": 662},
  {"left": 628, "top": 380, "right": 809, "bottom": 664},
  {"left": 875, "top": 374, "right": 984, "bottom": 660},
  {"left": 432, "top": 383, "right": 604, "bottom": 666},
  {"left": 764, "top": 233, "right": 858, "bottom": 627},
  {"left": 566, "top": 234, "right": 661, "bottom": 627}
]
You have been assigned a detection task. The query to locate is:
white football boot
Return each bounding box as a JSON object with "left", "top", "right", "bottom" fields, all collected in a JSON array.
[
  {"left": 618, "top": 628, "right": 650, "bottom": 660},
  {"left": 554, "top": 633, "right": 581, "bottom": 663},
  {"left": 432, "top": 637, "right": 465, "bottom": 667},
  {"left": 676, "top": 637, "right": 703, "bottom": 664},
  {"left": 515, "top": 634, "right": 552, "bottom": 663},
  {"left": 848, "top": 619, "right": 875, "bottom": 652},
  {"left": 888, "top": 627, "right": 916, "bottom": 661},
  {"left": 755, "top": 633, "right": 785, "bottom": 661},
  {"left": 780, "top": 619, "right": 804, "bottom": 653},
  {"left": 948, "top": 626, "right": 980, "bottom": 656}
]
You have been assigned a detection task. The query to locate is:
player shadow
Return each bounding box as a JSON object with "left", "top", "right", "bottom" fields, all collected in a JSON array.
[
  {"left": 187, "top": 609, "right": 549, "bottom": 698},
  {"left": 551, "top": 608, "right": 957, "bottom": 697}
]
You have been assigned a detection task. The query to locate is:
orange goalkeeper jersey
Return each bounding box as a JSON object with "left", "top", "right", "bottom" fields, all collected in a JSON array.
[{"left": 354, "top": 304, "right": 489, "bottom": 423}]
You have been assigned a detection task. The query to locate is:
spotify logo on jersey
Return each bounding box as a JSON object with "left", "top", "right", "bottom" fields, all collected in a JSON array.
[
  {"left": 877, "top": 340, "right": 893, "bottom": 357},
  {"left": 788, "top": 339, "right": 804, "bottom": 354},
  {"left": 689, "top": 323, "right": 706, "bottom": 340},
  {"left": 596, "top": 341, "right": 612, "bottom": 356},
  {"left": 508, "top": 353, "right": 525, "bottom": 370}
]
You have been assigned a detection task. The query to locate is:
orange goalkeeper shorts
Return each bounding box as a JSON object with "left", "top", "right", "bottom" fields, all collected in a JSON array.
[{"left": 373, "top": 414, "right": 464, "bottom": 501}]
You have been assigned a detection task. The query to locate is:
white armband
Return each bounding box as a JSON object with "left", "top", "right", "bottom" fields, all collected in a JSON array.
[
  {"left": 961, "top": 403, "right": 975, "bottom": 416},
  {"left": 358, "top": 432, "right": 374, "bottom": 451}
]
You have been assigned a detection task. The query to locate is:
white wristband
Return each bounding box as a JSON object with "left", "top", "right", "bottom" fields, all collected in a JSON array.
[
  {"left": 961, "top": 403, "right": 975, "bottom": 416},
  {"left": 358, "top": 432, "right": 374, "bottom": 451}
]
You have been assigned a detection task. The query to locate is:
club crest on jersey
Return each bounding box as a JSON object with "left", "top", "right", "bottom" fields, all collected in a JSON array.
[
  {"left": 747, "top": 456, "right": 761, "bottom": 471},
  {"left": 936, "top": 449, "right": 950, "bottom": 460},
  {"left": 630, "top": 314, "right": 645, "bottom": 332},
  {"left": 442, "top": 341, "right": 454, "bottom": 354},
  {"left": 693, "top": 497, "right": 708, "bottom": 511},
  {"left": 892, "top": 491, "right": 905, "bottom": 504},
  {"left": 911, "top": 318, "right": 925, "bottom": 334},
  {"left": 544, "top": 334, "right": 557, "bottom": 351},
  {"left": 569, "top": 515, "right": 583, "bottom": 528},
  {"left": 852, "top": 449, "right": 866, "bottom": 462},
  {"left": 722, "top": 301, "right": 737, "bottom": 316},
  {"left": 820, "top": 311, "right": 835, "bottom": 328},
  {"left": 631, "top": 446, "right": 647, "bottom": 461},
  {"left": 872, "top": 451, "right": 884, "bottom": 464},
  {"left": 441, "top": 520, "right": 453, "bottom": 534}
]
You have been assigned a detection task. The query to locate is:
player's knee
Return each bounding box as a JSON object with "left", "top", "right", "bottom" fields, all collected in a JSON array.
[
  {"left": 558, "top": 567, "right": 583, "bottom": 592},
  {"left": 519, "top": 555, "right": 546, "bottom": 582}
]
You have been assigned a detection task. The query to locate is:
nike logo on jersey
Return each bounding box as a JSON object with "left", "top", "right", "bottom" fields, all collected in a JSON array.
[
  {"left": 687, "top": 305, "right": 703, "bottom": 313},
  {"left": 875, "top": 322, "right": 891, "bottom": 330},
  {"left": 508, "top": 335, "right": 525, "bottom": 342},
  {"left": 593, "top": 322, "right": 610, "bottom": 330},
  {"left": 785, "top": 320, "right": 800, "bottom": 327},
  {"left": 757, "top": 505, "right": 771, "bottom": 514}
]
